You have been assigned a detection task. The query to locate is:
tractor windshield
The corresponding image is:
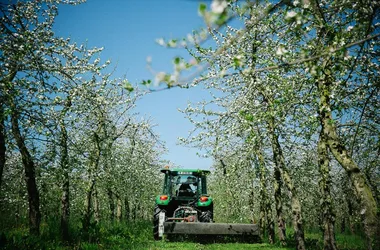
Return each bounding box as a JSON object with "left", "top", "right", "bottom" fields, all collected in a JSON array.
[{"left": 171, "top": 174, "right": 199, "bottom": 197}]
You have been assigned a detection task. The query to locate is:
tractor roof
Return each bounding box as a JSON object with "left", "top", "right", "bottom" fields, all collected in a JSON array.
[{"left": 160, "top": 167, "right": 210, "bottom": 175}]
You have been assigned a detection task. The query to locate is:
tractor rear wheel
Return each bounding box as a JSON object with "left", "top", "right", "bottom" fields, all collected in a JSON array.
[
  {"left": 153, "top": 206, "right": 165, "bottom": 240},
  {"left": 199, "top": 209, "right": 213, "bottom": 222}
]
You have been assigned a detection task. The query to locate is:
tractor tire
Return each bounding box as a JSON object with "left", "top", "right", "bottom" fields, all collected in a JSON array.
[
  {"left": 199, "top": 210, "right": 213, "bottom": 223},
  {"left": 153, "top": 206, "right": 165, "bottom": 240}
]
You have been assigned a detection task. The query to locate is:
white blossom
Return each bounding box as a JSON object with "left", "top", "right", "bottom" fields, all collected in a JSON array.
[
  {"left": 155, "top": 38, "right": 165, "bottom": 46},
  {"left": 211, "top": 0, "right": 228, "bottom": 14},
  {"left": 285, "top": 10, "right": 297, "bottom": 19},
  {"left": 346, "top": 25, "right": 354, "bottom": 31},
  {"left": 276, "top": 46, "right": 288, "bottom": 55},
  {"left": 154, "top": 72, "right": 166, "bottom": 85}
]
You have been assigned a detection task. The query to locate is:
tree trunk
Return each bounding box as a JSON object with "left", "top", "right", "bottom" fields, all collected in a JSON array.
[
  {"left": 116, "top": 195, "right": 122, "bottom": 221},
  {"left": 364, "top": 166, "right": 380, "bottom": 210},
  {"left": 258, "top": 194, "right": 265, "bottom": 238},
  {"left": 0, "top": 105, "right": 6, "bottom": 192},
  {"left": 83, "top": 179, "right": 95, "bottom": 233},
  {"left": 282, "top": 169, "right": 305, "bottom": 250},
  {"left": 132, "top": 202, "right": 138, "bottom": 221},
  {"left": 273, "top": 165, "right": 286, "bottom": 245},
  {"left": 249, "top": 189, "right": 257, "bottom": 223},
  {"left": 266, "top": 206, "right": 275, "bottom": 245},
  {"left": 341, "top": 217, "right": 346, "bottom": 234},
  {"left": 256, "top": 147, "right": 275, "bottom": 243},
  {"left": 347, "top": 195, "right": 355, "bottom": 234},
  {"left": 82, "top": 133, "right": 101, "bottom": 233},
  {"left": 93, "top": 187, "right": 100, "bottom": 223},
  {"left": 60, "top": 120, "right": 70, "bottom": 242},
  {"left": 318, "top": 132, "right": 338, "bottom": 250},
  {"left": 10, "top": 104, "right": 41, "bottom": 235},
  {"left": 0, "top": 69, "right": 17, "bottom": 194},
  {"left": 342, "top": 175, "right": 356, "bottom": 234},
  {"left": 107, "top": 189, "right": 115, "bottom": 220},
  {"left": 103, "top": 140, "right": 117, "bottom": 222},
  {"left": 268, "top": 118, "right": 305, "bottom": 250},
  {"left": 266, "top": 213, "right": 275, "bottom": 244},
  {"left": 125, "top": 197, "right": 130, "bottom": 221},
  {"left": 317, "top": 76, "right": 378, "bottom": 249}
]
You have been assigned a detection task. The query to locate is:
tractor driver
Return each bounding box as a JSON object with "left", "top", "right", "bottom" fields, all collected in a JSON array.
[{"left": 178, "top": 176, "right": 197, "bottom": 196}]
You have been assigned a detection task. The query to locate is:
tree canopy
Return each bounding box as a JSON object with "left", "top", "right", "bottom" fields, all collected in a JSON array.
[{"left": 0, "top": 1, "right": 378, "bottom": 249}]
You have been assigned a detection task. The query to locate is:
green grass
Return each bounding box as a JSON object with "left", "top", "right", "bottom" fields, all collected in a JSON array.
[
  {"left": 0, "top": 219, "right": 367, "bottom": 250},
  {"left": 335, "top": 234, "right": 366, "bottom": 250},
  {"left": 148, "top": 241, "right": 293, "bottom": 250},
  {"left": 151, "top": 241, "right": 297, "bottom": 250}
]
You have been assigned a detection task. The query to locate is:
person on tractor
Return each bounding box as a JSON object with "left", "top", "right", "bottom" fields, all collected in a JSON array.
[{"left": 178, "top": 176, "right": 197, "bottom": 196}]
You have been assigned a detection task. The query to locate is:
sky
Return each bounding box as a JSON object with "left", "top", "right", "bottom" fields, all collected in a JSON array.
[{"left": 53, "top": 0, "right": 214, "bottom": 169}]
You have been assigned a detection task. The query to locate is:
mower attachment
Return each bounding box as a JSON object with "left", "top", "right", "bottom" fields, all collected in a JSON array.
[{"left": 164, "top": 222, "right": 259, "bottom": 236}]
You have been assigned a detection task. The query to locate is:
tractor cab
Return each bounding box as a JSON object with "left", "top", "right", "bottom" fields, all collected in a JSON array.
[{"left": 160, "top": 168, "right": 209, "bottom": 203}]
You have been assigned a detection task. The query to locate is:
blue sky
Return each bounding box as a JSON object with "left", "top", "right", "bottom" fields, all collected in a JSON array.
[{"left": 53, "top": 0, "right": 213, "bottom": 169}]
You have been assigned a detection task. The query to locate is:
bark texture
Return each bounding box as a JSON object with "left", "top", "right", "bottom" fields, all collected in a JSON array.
[
  {"left": 93, "top": 187, "right": 100, "bottom": 223},
  {"left": 0, "top": 70, "right": 17, "bottom": 203},
  {"left": 342, "top": 176, "right": 356, "bottom": 234},
  {"left": 10, "top": 103, "right": 41, "bottom": 235},
  {"left": 257, "top": 147, "right": 275, "bottom": 244},
  {"left": 318, "top": 76, "right": 378, "bottom": 249},
  {"left": 268, "top": 118, "right": 305, "bottom": 250},
  {"left": 116, "top": 195, "right": 122, "bottom": 221},
  {"left": 83, "top": 133, "right": 101, "bottom": 233},
  {"left": 124, "top": 197, "right": 130, "bottom": 221},
  {"left": 83, "top": 178, "right": 95, "bottom": 233},
  {"left": 318, "top": 132, "right": 337, "bottom": 250},
  {"left": 107, "top": 189, "right": 115, "bottom": 220},
  {"left": 273, "top": 165, "right": 286, "bottom": 245},
  {"left": 60, "top": 120, "right": 70, "bottom": 242}
]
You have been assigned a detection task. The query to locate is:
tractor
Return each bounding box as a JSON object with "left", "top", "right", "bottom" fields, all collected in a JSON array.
[{"left": 153, "top": 167, "right": 259, "bottom": 240}]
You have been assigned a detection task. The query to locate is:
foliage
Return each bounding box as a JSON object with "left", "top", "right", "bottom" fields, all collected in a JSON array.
[
  {"left": 163, "top": 0, "right": 378, "bottom": 248},
  {"left": 0, "top": 0, "right": 378, "bottom": 249},
  {"left": 0, "top": 0, "right": 166, "bottom": 242}
]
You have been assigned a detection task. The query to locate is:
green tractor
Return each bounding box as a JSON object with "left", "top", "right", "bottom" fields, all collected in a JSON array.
[{"left": 153, "top": 167, "right": 258, "bottom": 240}]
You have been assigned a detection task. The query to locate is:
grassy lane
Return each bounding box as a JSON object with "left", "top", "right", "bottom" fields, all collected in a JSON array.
[{"left": 0, "top": 220, "right": 366, "bottom": 249}]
